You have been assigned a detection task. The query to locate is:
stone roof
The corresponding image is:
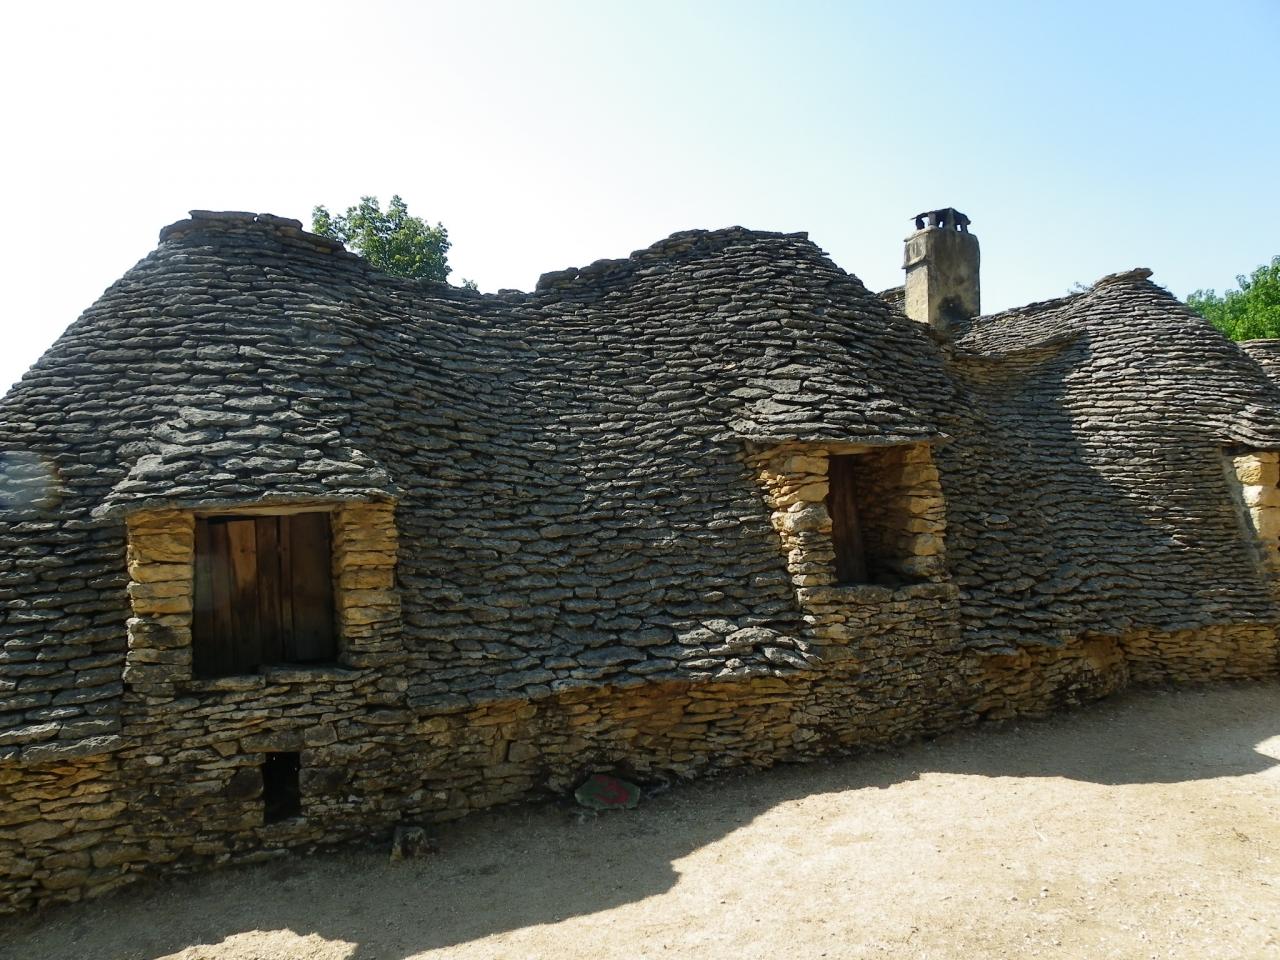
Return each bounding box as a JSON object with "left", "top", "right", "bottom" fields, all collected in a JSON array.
[
  {"left": 954, "top": 269, "right": 1280, "bottom": 447},
  {"left": 2, "top": 210, "right": 1278, "bottom": 754},
  {"left": 942, "top": 269, "right": 1280, "bottom": 649},
  {"left": 1241, "top": 339, "right": 1280, "bottom": 389},
  {"left": 877, "top": 285, "right": 906, "bottom": 310}
]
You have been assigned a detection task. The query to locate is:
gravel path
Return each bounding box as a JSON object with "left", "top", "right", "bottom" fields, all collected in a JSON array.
[{"left": 4, "top": 682, "right": 1279, "bottom": 960}]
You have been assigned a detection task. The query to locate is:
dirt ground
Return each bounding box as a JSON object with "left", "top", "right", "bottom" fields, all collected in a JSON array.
[{"left": 3, "top": 682, "right": 1279, "bottom": 960}]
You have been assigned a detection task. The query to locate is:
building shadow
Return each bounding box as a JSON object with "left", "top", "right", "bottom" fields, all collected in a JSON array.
[{"left": 4, "top": 681, "right": 1277, "bottom": 960}]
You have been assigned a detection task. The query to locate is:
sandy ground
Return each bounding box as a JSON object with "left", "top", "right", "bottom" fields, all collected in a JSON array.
[{"left": 3, "top": 682, "right": 1279, "bottom": 960}]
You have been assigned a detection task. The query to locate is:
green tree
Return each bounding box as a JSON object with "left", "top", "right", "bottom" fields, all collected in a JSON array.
[
  {"left": 311, "top": 195, "right": 454, "bottom": 283},
  {"left": 1187, "top": 256, "right": 1280, "bottom": 341}
]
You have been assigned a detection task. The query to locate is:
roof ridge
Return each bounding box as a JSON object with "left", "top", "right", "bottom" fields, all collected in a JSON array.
[
  {"left": 1090, "top": 266, "right": 1154, "bottom": 289},
  {"left": 534, "top": 225, "right": 813, "bottom": 292},
  {"left": 158, "top": 210, "right": 350, "bottom": 256},
  {"left": 974, "top": 266, "right": 1158, "bottom": 325}
]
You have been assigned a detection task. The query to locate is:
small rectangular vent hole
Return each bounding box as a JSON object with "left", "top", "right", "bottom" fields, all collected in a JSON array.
[{"left": 262, "top": 751, "right": 301, "bottom": 823}]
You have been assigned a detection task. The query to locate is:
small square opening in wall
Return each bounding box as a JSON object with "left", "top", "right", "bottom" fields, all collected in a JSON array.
[{"left": 262, "top": 751, "right": 302, "bottom": 823}]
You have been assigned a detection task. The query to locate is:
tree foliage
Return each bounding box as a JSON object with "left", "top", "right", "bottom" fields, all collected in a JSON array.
[
  {"left": 1187, "top": 256, "right": 1280, "bottom": 341},
  {"left": 311, "top": 195, "right": 453, "bottom": 283}
]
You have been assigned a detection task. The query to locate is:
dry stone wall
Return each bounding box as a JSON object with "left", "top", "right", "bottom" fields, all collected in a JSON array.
[
  {"left": 6, "top": 616, "right": 1274, "bottom": 914},
  {"left": 1116, "top": 623, "right": 1278, "bottom": 683},
  {"left": 2, "top": 213, "right": 1279, "bottom": 913}
]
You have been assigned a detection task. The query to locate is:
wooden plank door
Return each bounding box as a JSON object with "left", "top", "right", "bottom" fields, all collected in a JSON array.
[{"left": 192, "top": 512, "right": 336, "bottom": 677}]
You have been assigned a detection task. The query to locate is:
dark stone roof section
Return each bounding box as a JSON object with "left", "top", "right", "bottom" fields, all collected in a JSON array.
[
  {"left": 2, "top": 211, "right": 1278, "bottom": 752},
  {"left": 529, "top": 228, "right": 954, "bottom": 448},
  {"left": 953, "top": 270, "right": 1280, "bottom": 448},
  {"left": 878, "top": 285, "right": 905, "bottom": 310},
  {"left": 940, "top": 271, "right": 1280, "bottom": 651},
  {"left": 1241, "top": 339, "right": 1280, "bottom": 389},
  {"left": 95, "top": 412, "right": 396, "bottom": 519}
]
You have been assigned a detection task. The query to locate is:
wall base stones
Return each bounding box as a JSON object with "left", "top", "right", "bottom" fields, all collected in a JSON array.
[
  {"left": 975, "top": 636, "right": 1132, "bottom": 720},
  {"left": 4, "top": 617, "right": 1276, "bottom": 915},
  {"left": 0, "top": 754, "right": 136, "bottom": 914},
  {"left": 1116, "top": 623, "right": 1278, "bottom": 684}
]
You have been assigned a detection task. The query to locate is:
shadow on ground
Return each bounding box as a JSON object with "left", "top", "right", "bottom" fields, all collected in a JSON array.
[{"left": 4, "top": 681, "right": 1278, "bottom": 960}]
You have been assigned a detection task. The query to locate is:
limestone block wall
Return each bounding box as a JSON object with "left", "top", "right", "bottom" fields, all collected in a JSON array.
[
  {"left": 113, "top": 667, "right": 413, "bottom": 861},
  {"left": 1117, "top": 623, "right": 1278, "bottom": 683},
  {"left": 1229, "top": 450, "right": 1280, "bottom": 579},
  {"left": 973, "top": 624, "right": 1279, "bottom": 719},
  {"left": 330, "top": 503, "right": 403, "bottom": 672},
  {"left": 402, "top": 679, "right": 807, "bottom": 821},
  {"left": 0, "top": 673, "right": 420, "bottom": 914},
  {"left": 976, "top": 636, "right": 1132, "bottom": 720},
  {"left": 124, "top": 509, "right": 195, "bottom": 695}
]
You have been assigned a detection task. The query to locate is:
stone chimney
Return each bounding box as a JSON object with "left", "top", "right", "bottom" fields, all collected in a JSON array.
[{"left": 903, "top": 208, "right": 980, "bottom": 334}]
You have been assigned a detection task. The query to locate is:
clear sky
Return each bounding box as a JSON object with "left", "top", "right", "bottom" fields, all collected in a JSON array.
[{"left": 4, "top": 0, "right": 1278, "bottom": 391}]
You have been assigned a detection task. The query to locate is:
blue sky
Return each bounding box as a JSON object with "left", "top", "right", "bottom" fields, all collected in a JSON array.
[{"left": 4, "top": 0, "right": 1278, "bottom": 390}]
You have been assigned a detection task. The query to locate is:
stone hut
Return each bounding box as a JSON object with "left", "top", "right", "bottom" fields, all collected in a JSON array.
[{"left": 2, "top": 208, "right": 1278, "bottom": 913}]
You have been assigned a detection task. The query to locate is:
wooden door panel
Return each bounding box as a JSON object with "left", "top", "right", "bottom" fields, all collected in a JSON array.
[
  {"left": 191, "top": 512, "right": 337, "bottom": 675},
  {"left": 254, "top": 517, "right": 285, "bottom": 665},
  {"left": 193, "top": 518, "right": 235, "bottom": 677},
  {"left": 284, "top": 513, "right": 335, "bottom": 663},
  {"left": 224, "top": 518, "right": 261, "bottom": 674}
]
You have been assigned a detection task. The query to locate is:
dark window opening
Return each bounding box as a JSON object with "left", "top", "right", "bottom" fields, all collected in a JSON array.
[
  {"left": 827, "top": 454, "right": 869, "bottom": 584},
  {"left": 262, "top": 751, "right": 301, "bottom": 823},
  {"left": 193, "top": 512, "right": 336, "bottom": 678},
  {"left": 826, "top": 449, "right": 931, "bottom": 587}
]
